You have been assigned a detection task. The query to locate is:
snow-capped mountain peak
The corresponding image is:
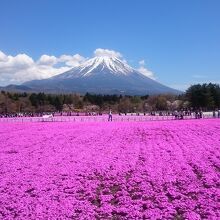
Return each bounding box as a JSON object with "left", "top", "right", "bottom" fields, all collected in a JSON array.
[
  {"left": 79, "top": 56, "right": 134, "bottom": 77},
  {"left": 56, "top": 56, "right": 135, "bottom": 79}
]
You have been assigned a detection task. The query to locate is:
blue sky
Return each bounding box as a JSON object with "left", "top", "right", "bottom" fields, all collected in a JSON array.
[{"left": 0, "top": 0, "right": 219, "bottom": 90}]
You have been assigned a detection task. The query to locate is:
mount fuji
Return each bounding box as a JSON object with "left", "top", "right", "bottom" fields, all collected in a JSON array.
[{"left": 23, "top": 56, "right": 180, "bottom": 95}]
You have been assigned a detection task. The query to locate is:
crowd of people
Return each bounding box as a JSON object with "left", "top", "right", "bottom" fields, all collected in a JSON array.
[
  {"left": 0, "top": 109, "right": 220, "bottom": 120},
  {"left": 0, "top": 112, "right": 41, "bottom": 118},
  {"left": 213, "top": 110, "right": 220, "bottom": 118}
]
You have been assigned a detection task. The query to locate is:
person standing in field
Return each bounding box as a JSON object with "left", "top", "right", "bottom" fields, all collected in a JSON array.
[
  {"left": 213, "top": 110, "right": 216, "bottom": 118},
  {"left": 108, "top": 109, "right": 113, "bottom": 121},
  {"left": 199, "top": 110, "right": 203, "bottom": 119}
]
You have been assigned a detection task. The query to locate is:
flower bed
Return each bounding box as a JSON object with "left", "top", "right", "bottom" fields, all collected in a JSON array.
[{"left": 0, "top": 119, "right": 219, "bottom": 219}]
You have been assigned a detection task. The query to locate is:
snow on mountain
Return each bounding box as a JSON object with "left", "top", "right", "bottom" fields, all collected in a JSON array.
[
  {"left": 54, "top": 56, "right": 135, "bottom": 79},
  {"left": 82, "top": 56, "right": 133, "bottom": 76}
]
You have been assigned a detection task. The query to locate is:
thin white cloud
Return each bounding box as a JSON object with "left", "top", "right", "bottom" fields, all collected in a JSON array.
[
  {"left": 38, "top": 55, "right": 57, "bottom": 66},
  {"left": 94, "top": 48, "right": 122, "bottom": 58},
  {"left": 59, "top": 54, "right": 86, "bottom": 67},
  {"left": 0, "top": 51, "right": 8, "bottom": 62},
  {"left": 0, "top": 50, "right": 86, "bottom": 86},
  {"left": 138, "top": 60, "right": 145, "bottom": 66},
  {"left": 192, "top": 74, "right": 207, "bottom": 79},
  {"left": 0, "top": 53, "right": 34, "bottom": 75},
  {"left": 137, "top": 59, "right": 156, "bottom": 80},
  {"left": 138, "top": 66, "right": 156, "bottom": 80}
]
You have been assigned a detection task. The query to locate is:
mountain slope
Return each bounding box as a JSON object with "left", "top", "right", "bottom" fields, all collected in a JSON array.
[
  {"left": 23, "top": 56, "right": 180, "bottom": 95},
  {"left": 0, "top": 84, "right": 33, "bottom": 92}
]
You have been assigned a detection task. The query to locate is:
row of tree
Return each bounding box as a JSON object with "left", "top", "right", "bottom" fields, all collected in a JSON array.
[
  {"left": 0, "top": 83, "right": 219, "bottom": 113},
  {"left": 29, "top": 93, "right": 83, "bottom": 111}
]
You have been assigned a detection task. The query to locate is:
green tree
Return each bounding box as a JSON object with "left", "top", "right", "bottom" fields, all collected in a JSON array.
[
  {"left": 54, "top": 96, "right": 63, "bottom": 111},
  {"left": 186, "top": 83, "right": 220, "bottom": 109}
]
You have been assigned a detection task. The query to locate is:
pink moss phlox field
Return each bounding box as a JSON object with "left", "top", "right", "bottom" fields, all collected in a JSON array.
[{"left": 0, "top": 119, "right": 220, "bottom": 219}]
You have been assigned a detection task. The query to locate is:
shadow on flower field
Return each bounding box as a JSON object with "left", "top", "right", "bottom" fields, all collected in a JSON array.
[{"left": 0, "top": 119, "right": 220, "bottom": 219}]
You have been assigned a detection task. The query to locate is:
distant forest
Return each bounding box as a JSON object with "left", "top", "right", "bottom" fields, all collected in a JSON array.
[{"left": 0, "top": 83, "right": 220, "bottom": 113}]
